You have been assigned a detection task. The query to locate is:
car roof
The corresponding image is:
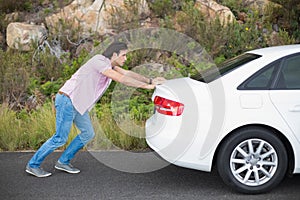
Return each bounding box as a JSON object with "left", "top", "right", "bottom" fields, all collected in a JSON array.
[{"left": 246, "top": 44, "right": 300, "bottom": 57}]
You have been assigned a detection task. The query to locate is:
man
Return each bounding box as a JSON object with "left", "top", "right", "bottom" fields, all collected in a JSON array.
[{"left": 26, "top": 42, "right": 165, "bottom": 177}]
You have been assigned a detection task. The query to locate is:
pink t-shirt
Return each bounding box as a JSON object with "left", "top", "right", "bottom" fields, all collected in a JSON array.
[{"left": 60, "top": 55, "right": 112, "bottom": 115}]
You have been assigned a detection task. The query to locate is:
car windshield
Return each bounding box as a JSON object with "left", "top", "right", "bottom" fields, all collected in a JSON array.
[{"left": 191, "top": 53, "right": 262, "bottom": 83}]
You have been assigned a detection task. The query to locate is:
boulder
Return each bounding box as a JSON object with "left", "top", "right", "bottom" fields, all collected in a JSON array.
[
  {"left": 195, "top": 0, "right": 235, "bottom": 25},
  {"left": 244, "top": 0, "right": 270, "bottom": 10},
  {"left": 6, "top": 22, "right": 47, "bottom": 51},
  {"left": 5, "top": 12, "right": 20, "bottom": 23},
  {"left": 45, "top": 0, "right": 150, "bottom": 35}
]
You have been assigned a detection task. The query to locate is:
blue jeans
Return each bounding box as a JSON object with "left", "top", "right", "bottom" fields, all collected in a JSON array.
[{"left": 28, "top": 93, "right": 95, "bottom": 168}]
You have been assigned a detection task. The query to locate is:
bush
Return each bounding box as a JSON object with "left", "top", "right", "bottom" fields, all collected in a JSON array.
[
  {"left": 148, "top": 0, "right": 176, "bottom": 17},
  {"left": 0, "top": 0, "right": 35, "bottom": 13},
  {"left": 0, "top": 104, "right": 25, "bottom": 151},
  {"left": 0, "top": 0, "right": 72, "bottom": 14},
  {"left": 0, "top": 102, "right": 78, "bottom": 151},
  {"left": 90, "top": 103, "right": 148, "bottom": 150},
  {"left": 0, "top": 49, "right": 32, "bottom": 110},
  {"left": 167, "top": 1, "right": 295, "bottom": 60},
  {"left": 265, "top": 0, "right": 300, "bottom": 41},
  {"left": 148, "top": 0, "right": 196, "bottom": 17}
]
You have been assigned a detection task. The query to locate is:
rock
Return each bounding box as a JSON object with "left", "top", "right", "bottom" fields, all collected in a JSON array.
[
  {"left": 75, "top": 40, "right": 94, "bottom": 56},
  {"left": 195, "top": 0, "right": 235, "bottom": 25},
  {"left": 45, "top": 0, "right": 150, "bottom": 36},
  {"left": 244, "top": 0, "right": 270, "bottom": 10},
  {"left": 237, "top": 12, "right": 247, "bottom": 23},
  {"left": 5, "top": 12, "right": 20, "bottom": 23},
  {"left": 6, "top": 22, "right": 47, "bottom": 51}
]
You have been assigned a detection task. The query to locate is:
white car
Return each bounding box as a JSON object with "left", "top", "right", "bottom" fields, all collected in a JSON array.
[{"left": 145, "top": 45, "right": 300, "bottom": 194}]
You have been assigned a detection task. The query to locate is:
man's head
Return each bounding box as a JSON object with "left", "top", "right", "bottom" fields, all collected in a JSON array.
[{"left": 103, "top": 42, "right": 128, "bottom": 67}]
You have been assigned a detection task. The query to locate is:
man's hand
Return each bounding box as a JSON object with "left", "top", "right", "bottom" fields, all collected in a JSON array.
[
  {"left": 145, "top": 84, "right": 156, "bottom": 90},
  {"left": 152, "top": 77, "right": 167, "bottom": 85}
]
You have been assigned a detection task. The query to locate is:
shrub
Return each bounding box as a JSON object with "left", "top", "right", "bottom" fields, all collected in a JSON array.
[
  {"left": 90, "top": 102, "right": 148, "bottom": 150},
  {"left": 148, "top": 0, "right": 175, "bottom": 17},
  {"left": 0, "top": 102, "right": 78, "bottom": 151},
  {"left": 0, "top": 49, "right": 32, "bottom": 110},
  {"left": 148, "top": 0, "right": 196, "bottom": 17},
  {"left": 0, "top": 104, "right": 25, "bottom": 151},
  {"left": 0, "top": 0, "right": 35, "bottom": 13},
  {"left": 265, "top": 0, "right": 300, "bottom": 41},
  {"left": 167, "top": 1, "right": 295, "bottom": 60}
]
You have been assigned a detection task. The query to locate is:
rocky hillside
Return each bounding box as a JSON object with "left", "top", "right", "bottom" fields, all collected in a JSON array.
[{"left": 1, "top": 0, "right": 298, "bottom": 53}]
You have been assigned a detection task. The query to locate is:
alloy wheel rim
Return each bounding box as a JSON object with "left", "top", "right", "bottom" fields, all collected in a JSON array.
[{"left": 230, "top": 138, "right": 278, "bottom": 186}]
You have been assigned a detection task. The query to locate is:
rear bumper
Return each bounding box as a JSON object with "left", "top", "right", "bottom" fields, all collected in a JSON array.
[
  {"left": 145, "top": 112, "right": 213, "bottom": 172},
  {"left": 145, "top": 78, "right": 216, "bottom": 172},
  {"left": 146, "top": 116, "right": 212, "bottom": 172}
]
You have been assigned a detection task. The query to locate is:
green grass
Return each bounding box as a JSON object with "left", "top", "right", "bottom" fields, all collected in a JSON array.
[
  {"left": 0, "top": 102, "right": 78, "bottom": 151},
  {"left": 88, "top": 103, "right": 148, "bottom": 151},
  {"left": 0, "top": 101, "right": 149, "bottom": 151},
  {"left": 0, "top": 104, "right": 25, "bottom": 151}
]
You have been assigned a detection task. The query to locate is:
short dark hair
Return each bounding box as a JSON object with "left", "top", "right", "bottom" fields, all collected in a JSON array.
[{"left": 103, "top": 42, "right": 128, "bottom": 59}]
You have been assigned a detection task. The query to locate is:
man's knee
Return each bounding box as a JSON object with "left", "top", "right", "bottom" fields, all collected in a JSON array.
[
  {"left": 51, "top": 135, "right": 68, "bottom": 147},
  {"left": 86, "top": 129, "right": 95, "bottom": 141},
  {"left": 80, "top": 128, "right": 95, "bottom": 144}
]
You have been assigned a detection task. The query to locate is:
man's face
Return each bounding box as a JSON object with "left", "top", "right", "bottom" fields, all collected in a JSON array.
[{"left": 111, "top": 50, "right": 127, "bottom": 67}]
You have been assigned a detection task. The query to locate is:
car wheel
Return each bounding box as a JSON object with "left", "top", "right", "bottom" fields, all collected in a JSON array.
[{"left": 217, "top": 127, "right": 288, "bottom": 194}]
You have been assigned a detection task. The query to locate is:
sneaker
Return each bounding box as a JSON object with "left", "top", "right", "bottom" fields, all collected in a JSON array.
[
  {"left": 26, "top": 165, "right": 52, "bottom": 178},
  {"left": 54, "top": 161, "right": 80, "bottom": 174}
]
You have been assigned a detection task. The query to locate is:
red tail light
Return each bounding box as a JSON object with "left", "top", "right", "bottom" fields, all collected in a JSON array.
[{"left": 154, "top": 96, "right": 184, "bottom": 116}]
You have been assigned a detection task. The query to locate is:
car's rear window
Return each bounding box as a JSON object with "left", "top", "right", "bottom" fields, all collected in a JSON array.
[{"left": 191, "top": 53, "right": 262, "bottom": 83}]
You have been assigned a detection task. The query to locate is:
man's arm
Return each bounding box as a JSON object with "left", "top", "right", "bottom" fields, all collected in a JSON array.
[
  {"left": 102, "top": 68, "right": 155, "bottom": 89},
  {"left": 113, "top": 66, "right": 167, "bottom": 85},
  {"left": 113, "top": 66, "right": 151, "bottom": 84}
]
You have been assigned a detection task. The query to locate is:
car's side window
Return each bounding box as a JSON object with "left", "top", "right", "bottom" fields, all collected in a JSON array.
[
  {"left": 238, "top": 61, "right": 280, "bottom": 90},
  {"left": 245, "top": 66, "right": 274, "bottom": 88},
  {"left": 275, "top": 55, "right": 300, "bottom": 89}
]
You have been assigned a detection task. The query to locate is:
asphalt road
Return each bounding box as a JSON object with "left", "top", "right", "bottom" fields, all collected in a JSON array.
[{"left": 1, "top": 151, "right": 300, "bottom": 200}]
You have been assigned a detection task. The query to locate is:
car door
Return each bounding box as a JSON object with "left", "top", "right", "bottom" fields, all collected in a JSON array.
[{"left": 269, "top": 54, "right": 300, "bottom": 142}]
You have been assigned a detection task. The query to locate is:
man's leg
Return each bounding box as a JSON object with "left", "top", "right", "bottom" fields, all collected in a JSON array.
[
  {"left": 26, "top": 94, "right": 74, "bottom": 176},
  {"left": 55, "top": 111, "right": 95, "bottom": 172}
]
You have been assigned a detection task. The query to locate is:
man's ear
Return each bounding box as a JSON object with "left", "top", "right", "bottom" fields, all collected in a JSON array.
[{"left": 111, "top": 52, "right": 118, "bottom": 60}]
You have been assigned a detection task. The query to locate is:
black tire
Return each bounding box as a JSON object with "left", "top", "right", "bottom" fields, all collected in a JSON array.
[{"left": 217, "top": 127, "right": 288, "bottom": 194}]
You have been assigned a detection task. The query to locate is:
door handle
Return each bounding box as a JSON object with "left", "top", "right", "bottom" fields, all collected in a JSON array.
[{"left": 289, "top": 105, "right": 300, "bottom": 112}]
